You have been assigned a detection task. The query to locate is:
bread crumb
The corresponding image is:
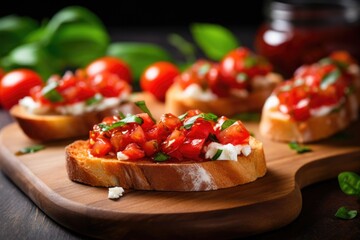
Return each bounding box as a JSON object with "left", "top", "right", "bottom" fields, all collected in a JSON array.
[{"left": 108, "top": 187, "right": 125, "bottom": 199}]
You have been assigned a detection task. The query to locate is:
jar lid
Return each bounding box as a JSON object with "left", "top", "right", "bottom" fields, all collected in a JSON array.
[{"left": 265, "top": 0, "right": 360, "bottom": 25}]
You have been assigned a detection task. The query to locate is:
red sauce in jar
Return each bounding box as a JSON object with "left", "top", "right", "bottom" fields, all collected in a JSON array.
[{"left": 255, "top": 0, "right": 360, "bottom": 78}]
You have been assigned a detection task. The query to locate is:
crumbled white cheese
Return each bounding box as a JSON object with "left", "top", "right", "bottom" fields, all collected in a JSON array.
[
  {"left": 117, "top": 152, "right": 129, "bottom": 161},
  {"left": 108, "top": 187, "right": 125, "bottom": 199},
  {"left": 20, "top": 92, "right": 129, "bottom": 116},
  {"left": 204, "top": 142, "right": 251, "bottom": 161},
  {"left": 181, "top": 84, "right": 217, "bottom": 101},
  {"left": 310, "top": 98, "right": 344, "bottom": 117},
  {"left": 19, "top": 96, "right": 50, "bottom": 114}
]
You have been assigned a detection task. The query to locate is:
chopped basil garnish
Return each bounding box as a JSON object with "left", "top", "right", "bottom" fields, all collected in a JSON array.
[
  {"left": 16, "top": 144, "right": 45, "bottom": 155},
  {"left": 236, "top": 73, "right": 248, "bottom": 83},
  {"left": 338, "top": 172, "right": 360, "bottom": 197},
  {"left": 232, "top": 112, "right": 260, "bottom": 122},
  {"left": 41, "top": 81, "right": 63, "bottom": 102},
  {"left": 178, "top": 112, "right": 188, "bottom": 121},
  {"left": 320, "top": 69, "right": 340, "bottom": 90},
  {"left": 211, "top": 149, "right": 223, "bottom": 160},
  {"left": 197, "top": 63, "right": 211, "bottom": 77},
  {"left": 85, "top": 93, "right": 103, "bottom": 106},
  {"left": 221, "top": 119, "right": 236, "bottom": 131},
  {"left": 135, "top": 101, "right": 156, "bottom": 123},
  {"left": 183, "top": 113, "right": 218, "bottom": 129},
  {"left": 118, "top": 112, "right": 126, "bottom": 118},
  {"left": 98, "top": 115, "right": 143, "bottom": 131},
  {"left": 288, "top": 142, "right": 312, "bottom": 154},
  {"left": 335, "top": 206, "right": 357, "bottom": 219},
  {"left": 244, "top": 56, "right": 257, "bottom": 68},
  {"left": 154, "top": 152, "right": 170, "bottom": 162}
]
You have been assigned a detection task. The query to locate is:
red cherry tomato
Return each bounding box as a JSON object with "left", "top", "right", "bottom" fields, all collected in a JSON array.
[
  {"left": 86, "top": 56, "right": 132, "bottom": 84},
  {"left": 140, "top": 61, "right": 180, "bottom": 102},
  {"left": 0, "top": 69, "right": 43, "bottom": 110}
]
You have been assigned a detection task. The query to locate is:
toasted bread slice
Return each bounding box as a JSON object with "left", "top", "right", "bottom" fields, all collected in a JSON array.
[
  {"left": 259, "top": 94, "right": 358, "bottom": 143},
  {"left": 165, "top": 73, "right": 282, "bottom": 117},
  {"left": 65, "top": 137, "right": 266, "bottom": 191},
  {"left": 10, "top": 103, "right": 136, "bottom": 142}
]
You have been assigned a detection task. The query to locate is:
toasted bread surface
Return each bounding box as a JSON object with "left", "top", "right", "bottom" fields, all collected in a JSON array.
[{"left": 65, "top": 137, "right": 266, "bottom": 191}]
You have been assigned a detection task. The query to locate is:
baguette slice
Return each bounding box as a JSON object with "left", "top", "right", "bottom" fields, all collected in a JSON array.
[
  {"left": 65, "top": 137, "right": 266, "bottom": 191},
  {"left": 10, "top": 103, "right": 136, "bottom": 142},
  {"left": 165, "top": 73, "right": 282, "bottom": 117},
  {"left": 259, "top": 94, "right": 358, "bottom": 143}
]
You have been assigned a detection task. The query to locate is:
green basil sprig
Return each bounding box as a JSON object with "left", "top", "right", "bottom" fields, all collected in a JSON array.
[
  {"left": 154, "top": 152, "right": 170, "bottom": 162},
  {"left": 335, "top": 171, "right": 360, "bottom": 220},
  {"left": 338, "top": 172, "right": 360, "bottom": 197},
  {"left": 16, "top": 144, "right": 45, "bottom": 155},
  {"left": 335, "top": 206, "right": 358, "bottom": 220},
  {"left": 98, "top": 115, "right": 143, "bottom": 132},
  {"left": 183, "top": 113, "right": 218, "bottom": 129},
  {"left": 288, "top": 142, "right": 312, "bottom": 154},
  {"left": 190, "top": 23, "right": 239, "bottom": 61},
  {"left": 135, "top": 101, "right": 156, "bottom": 123}
]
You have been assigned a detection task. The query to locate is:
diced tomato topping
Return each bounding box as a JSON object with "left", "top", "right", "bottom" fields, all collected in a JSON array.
[
  {"left": 142, "top": 140, "right": 159, "bottom": 157},
  {"left": 178, "top": 138, "right": 206, "bottom": 160},
  {"left": 121, "top": 143, "right": 145, "bottom": 160},
  {"left": 90, "top": 136, "right": 112, "bottom": 157},
  {"left": 217, "top": 121, "right": 250, "bottom": 145},
  {"left": 89, "top": 108, "right": 252, "bottom": 162},
  {"left": 275, "top": 53, "right": 354, "bottom": 121}
]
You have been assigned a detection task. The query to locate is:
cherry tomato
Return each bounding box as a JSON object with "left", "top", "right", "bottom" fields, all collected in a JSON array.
[
  {"left": 0, "top": 69, "right": 43, "bottom": 110},
  {"left": 86, "top": 56, "right": 132, "bottom": 84},
  {"left": 140, "top": 61, "right": 180, "bottom": 102}
]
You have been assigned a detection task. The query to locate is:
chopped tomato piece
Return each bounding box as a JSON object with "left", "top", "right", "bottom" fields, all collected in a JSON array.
[
  {"left": 90, "top": 136, "right": 112, "bottom": 157},
  {"left": 121, "top": 143, "right": 145, "bottom": 160}
]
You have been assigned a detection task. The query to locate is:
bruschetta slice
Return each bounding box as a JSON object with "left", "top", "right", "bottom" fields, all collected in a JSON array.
[
  {"left": 165, "top": 47, "right": 283, "bottom": 117},
  {"left": 259, "top": 54, "right": 359, "bottom": 143},
  {"left": 65, "top": 102, "right": 266, "bottom": 191}
]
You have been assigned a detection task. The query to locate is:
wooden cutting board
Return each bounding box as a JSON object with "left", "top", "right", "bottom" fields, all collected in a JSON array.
[{"left": 1, "top": 98, "right": 360, "bottom": 239}]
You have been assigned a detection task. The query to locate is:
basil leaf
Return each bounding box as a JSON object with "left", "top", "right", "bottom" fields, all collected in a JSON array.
[
  {"left": 4, "top": 42, "right": 59, "bottom": 79},
  {"left": 244, "top": 56, "right": 257, "bottom": 68},
  {"left": 320, "top": 69, "right": 340, "bottom": 90},
  {"left": 41, "top": 81, "right": 63, "bottom": 102},
  {"left": 16, "top": 144, "right": 45, "bottom": 155},
  {"left": 236, "top": 73, "right": 248, "bottom": 83},
  {"left": 0, "top": 15, "right": 39, "bottom": 57},
  {"left": 221, "top": 119, "right": 236, "bottom": 131},
  {"left": 211, "top": 149, "right": 223, "bottom": 160},
  {"left": 86, "top": 93, "right": 103, "bottom": 106},
  {"left": 135, "top": 101, "right": 156, "bottom": 123},
  {"left": 178, "top": 112, "right": 188, "bottom": 121},
  {"left": 232, "top": 112, "right": 261, "bottom": 122},
  {"left": 107, "top": 42, "right": 173, "bottom": 81},
  {"left": 335, "top": 206, "right": 357, "bottom": 219},
  {"left": 44, "top": 6, "right": 109, "bottom": 67},
  {"left": 46, "top": 23, "right": 109, "bottom": 67},
  {"left": 288, "top": 142, "right": 312, "bottom": 154},
  {"left": 154, "top": 152, "right": 170, "bottom": 162},
  {"left": 168, "top": 33, "right": 196, "bottom": 63},
  {"left": 190, "top": 23, "right": 239, "bottom": 61},
  {"left": 183, "top": 113, "right": 218, "bottom": 129},
  {"left": 99, "top": 115, "right": 143, "bottom": 132},
  {"left": 338, "top": 172, "right": 360, "bottom": 197}
]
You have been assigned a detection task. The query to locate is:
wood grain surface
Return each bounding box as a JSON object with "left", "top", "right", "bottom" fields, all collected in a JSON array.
[{"left": 1, "top": 103, "right": 360, "bottom": 239}]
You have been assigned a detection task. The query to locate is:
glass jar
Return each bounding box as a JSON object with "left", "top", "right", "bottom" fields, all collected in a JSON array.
[{"left": 255, "top": 0, "right": 360, "bottom": 78}]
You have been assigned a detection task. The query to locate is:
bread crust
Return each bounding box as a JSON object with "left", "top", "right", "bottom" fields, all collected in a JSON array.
[
  {"left": 65, "top": 137, "right": 266, "bottom": 191},
  {"left": 165, "top": 73, "right": 282, "bottom": 117},
  {"left": 259, "top": 94, "right": 358, "bottom": 143},
  {"left": 10, "top": 103, "right": 136, "bottom": 142}
]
